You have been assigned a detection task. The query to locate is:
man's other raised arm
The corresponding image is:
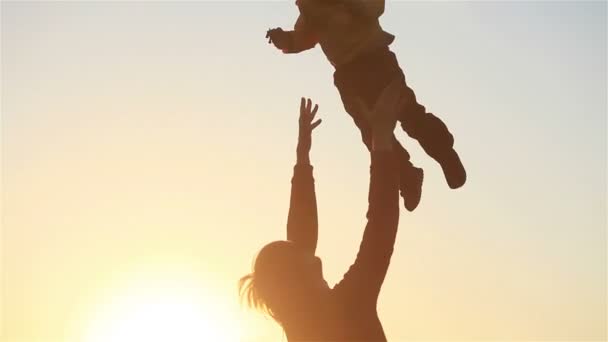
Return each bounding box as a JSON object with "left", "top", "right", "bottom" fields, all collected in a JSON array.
[{"left": 286, "top": 98, "right": 322, "bottom": 255}]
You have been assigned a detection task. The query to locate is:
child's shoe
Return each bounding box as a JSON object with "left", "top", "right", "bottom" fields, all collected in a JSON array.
[
  {"left": 439, "top": 149, "right": 466, "bottom": 189},
  {"left": 400, "top": 166, "right": 424, "bottom": 211}
]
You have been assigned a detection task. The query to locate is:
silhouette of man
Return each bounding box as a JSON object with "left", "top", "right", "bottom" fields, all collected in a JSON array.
[{"left": 240, "top": 80, "right": 405, "bottom": 341}]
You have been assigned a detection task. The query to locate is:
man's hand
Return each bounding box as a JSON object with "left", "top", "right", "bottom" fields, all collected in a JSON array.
[
  {"left": 266, "top": 28, "right": 291, "bottom": 51},
  {"left": 297, "top": 97, "right": 322, "bottom": 164},
  {"left": 356, "top": 79, "right": 406, "bottom": 151}
]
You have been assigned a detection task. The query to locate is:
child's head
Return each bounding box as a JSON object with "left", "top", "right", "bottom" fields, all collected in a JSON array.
[{"left": 297, "top": 0, "right": 343, "bottom": 13}]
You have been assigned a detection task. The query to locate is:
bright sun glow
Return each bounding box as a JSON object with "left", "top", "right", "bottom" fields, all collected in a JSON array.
[{"left": 82, "top": 267, "right": 239, "bottom": 342}]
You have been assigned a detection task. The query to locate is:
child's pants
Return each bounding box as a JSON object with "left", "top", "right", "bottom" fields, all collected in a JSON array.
[{"left": 333, "top": 46, "right": 455, "bottom": 167}]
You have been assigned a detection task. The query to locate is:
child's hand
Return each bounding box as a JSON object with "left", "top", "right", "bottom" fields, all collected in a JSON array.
[{"left": 266, "top": 28, "right": 291, "bottom": 51}]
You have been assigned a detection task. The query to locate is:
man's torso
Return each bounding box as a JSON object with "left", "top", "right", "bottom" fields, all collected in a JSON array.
[{"left": 286, "top": 289, "right": 387, "bottom": 341}]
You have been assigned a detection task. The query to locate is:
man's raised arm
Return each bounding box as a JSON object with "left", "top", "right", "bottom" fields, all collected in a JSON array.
[
  {"left": 334, "top": 80, "right": 403, "bottom": 304},
  {"left": 286, "top": 98, "right": 322, "bottom": 255}
]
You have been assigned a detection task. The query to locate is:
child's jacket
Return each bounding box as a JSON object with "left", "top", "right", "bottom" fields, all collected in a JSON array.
[{"left": 293, "top": 0, "right": 395, "bottom": 67}]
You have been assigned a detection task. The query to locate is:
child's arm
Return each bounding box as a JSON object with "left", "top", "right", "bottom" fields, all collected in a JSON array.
[
  {"left": 290, "top": 15, "right": 319, "bottom": 53},
  {"left": 267, "top": 15, "right": 318, "bottom": 54}
]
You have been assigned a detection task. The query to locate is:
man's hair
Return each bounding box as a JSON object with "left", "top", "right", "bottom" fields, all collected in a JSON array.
[
  {"left": 238, "top": 272, "right": 275, "bottom": 319},
  {"left": 238, "top": 241, "right": 297, "bottom": 323}
]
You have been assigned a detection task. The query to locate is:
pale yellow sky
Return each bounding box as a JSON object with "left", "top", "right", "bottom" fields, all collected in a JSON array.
[{"left": 1, "top": 1, "right": 606, "bottom": 341}]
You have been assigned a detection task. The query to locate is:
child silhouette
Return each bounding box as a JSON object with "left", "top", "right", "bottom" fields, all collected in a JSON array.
[{"left": 266, "top": 0, "right": 466, "bottom": 210}]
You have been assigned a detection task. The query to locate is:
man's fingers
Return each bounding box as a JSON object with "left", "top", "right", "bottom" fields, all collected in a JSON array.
[
  {"left": 311, "top": 119, "right": 322, "bottom": 130},
  {"left": 300, "top": 97, "right": 306, "bottom": 115},
  {"left": 376, "top": 80, "right": 399, "bottom": 106},
  {"left": 396, "top": 96, "right": 408, "bottom": 114},
  {"left": 375, "top": 79, "right": 403, "bottom": 113},
  {"left": 355, "top": 98, "right": 371, "bottom": 121},
  {"left": 299, "top": 98, "right": 320, "bottom": 125},
  {"left": 311, "top": 104, "right": 319, "bottom": 119}
]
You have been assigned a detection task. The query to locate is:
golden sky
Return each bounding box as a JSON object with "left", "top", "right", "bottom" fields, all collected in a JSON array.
[{"left": 2, "top": 1, "right": 606, "bottom": 341}]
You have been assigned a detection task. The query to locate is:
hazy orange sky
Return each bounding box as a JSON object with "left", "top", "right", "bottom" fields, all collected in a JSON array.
[{"left": 2, "top": 1, "right": 606, "bottom": 341}]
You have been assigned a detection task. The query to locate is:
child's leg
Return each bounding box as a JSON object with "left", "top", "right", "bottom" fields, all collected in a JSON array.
[
  {"left": 397, "top": 80, "right": 466, "bottom": 189},
  {"left": 344, "top": 46, "right": 466, "bottom": 189},
  {"left": 397, "top": 81, "right": 453, "bottom": 156}
]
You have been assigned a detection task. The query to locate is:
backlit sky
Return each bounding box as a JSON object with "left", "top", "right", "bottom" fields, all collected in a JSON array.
[{"left": 2, "top": 1, "right": 606, "bottom": 341}]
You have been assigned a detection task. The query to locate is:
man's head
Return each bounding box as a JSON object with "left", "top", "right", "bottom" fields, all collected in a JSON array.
[{"left": 239, "top": 240, "right": 328, "bottom": 324}]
